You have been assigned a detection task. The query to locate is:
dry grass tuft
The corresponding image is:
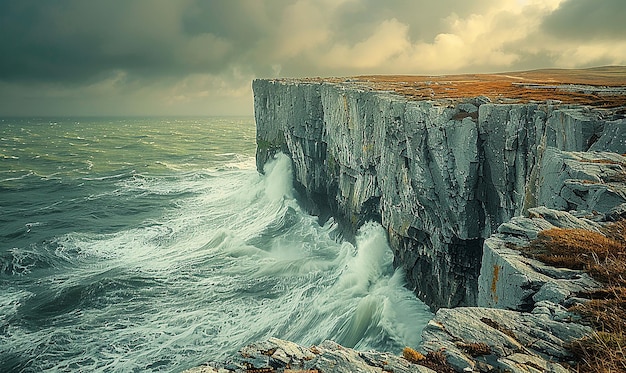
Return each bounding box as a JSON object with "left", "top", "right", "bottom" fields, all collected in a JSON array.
[
  {"left": 603, "top": 220, "right": 626, "bottom": 247},
  {"left": 525, "top": 223, "right": 625, "bottom": 273},
  {"left": 416, "top": 351, "right": 455, "bottom": 373},
  {"left": 523, "top": 219, "right": 626, "bottom": 373},
  {"left": 402, "top": 346, "right": 425, "bottom": 363},
  {"left": 569, "top": 332, "right": 626, "bottom": 372},
  {"left": 403, "top": 347, "right": 457, "bottom": 373},
  {"left": 570, "top": 288, "right": 626, "bottom": 333},
  {"left": 456, "top": 342, "right": 492, "bottom": 357}
]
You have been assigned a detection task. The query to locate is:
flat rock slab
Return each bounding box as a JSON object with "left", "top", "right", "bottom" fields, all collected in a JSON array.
[{"left": 420, "top": 307, "right": 591, "bottom": 372}]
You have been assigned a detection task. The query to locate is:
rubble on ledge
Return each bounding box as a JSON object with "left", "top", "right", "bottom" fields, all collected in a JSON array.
[{"left": 182, "top": 337, "right": 436, "bottom": 373}]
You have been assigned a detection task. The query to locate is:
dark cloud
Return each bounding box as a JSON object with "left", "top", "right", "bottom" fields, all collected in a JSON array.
[
  {"left": 0, "top": 0, "right": 502, "bottom": 85},
  {"left": 0, "top": 0, "right": 624, "bottom": 115},
  {"left": 332, "top": 0, "right": 494, "bottom": 44},
  {"left": 182, "top": 1, "right": 280, "bottom": 42},
  {"left": 0, "top": 0, "right": 241, "bottom": 83},
  {"left": 541, "top": 0, "right": 626, "bottom": 40}
]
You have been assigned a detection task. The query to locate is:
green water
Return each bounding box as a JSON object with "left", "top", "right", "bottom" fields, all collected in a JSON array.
[{"left": 0, "top": 116, "right": 431, "bottom": 372}]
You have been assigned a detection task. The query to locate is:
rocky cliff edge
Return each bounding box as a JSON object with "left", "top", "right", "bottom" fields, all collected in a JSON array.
[
  {"left": 187, "top": 67, "right": 626, "bottom": 372},
  {"left": 253, "top": 67, "right": 626, "bottom": 310}
]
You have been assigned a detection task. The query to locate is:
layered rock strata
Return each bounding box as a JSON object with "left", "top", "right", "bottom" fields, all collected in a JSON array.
[{"left": 253, "top": 78, "right": 626, "bottom": 310}]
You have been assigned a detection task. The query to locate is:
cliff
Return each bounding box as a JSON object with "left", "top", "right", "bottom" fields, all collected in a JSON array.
[
  {"left": 253, "top": 68, "right": 626, "bottom": 310},
  {"left": 186, "top": 68, "right": 626, "bottom": 372}
]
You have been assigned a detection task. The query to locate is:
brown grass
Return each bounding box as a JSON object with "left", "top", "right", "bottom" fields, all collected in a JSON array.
[
  {"left": 416, "top": 351, "right": 455, "bottom": 373},
  {"left": 525, "top": 226, "right": 624, "bottom": 271},
  {"left": 456, "top": 342, "right": 492, "bottom": 357},
  {"left": 402, "top": 346, "right": 425, "bottom": 363},
  {"left": 355, "top": 67, "right": 626, "bottom": 108},
  {"left": 294, "top": 67, "right": 626, "bottom": 108},
  {"left": 523, "top": 220, "right": 626, "bottom": 373},
  {"left": 403, "top": 347, "right": 457, "bottom": 373},
  {"left": 569, "top": 332, "right": 626, "bottom": 372},
  {"left": 571, "top": 288, "right": 626, "bottom": 333}
]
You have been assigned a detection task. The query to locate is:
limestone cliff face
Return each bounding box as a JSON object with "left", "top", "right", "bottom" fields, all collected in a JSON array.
[{"left": 253, "top": 78, "right": 626, "bottom": 310}]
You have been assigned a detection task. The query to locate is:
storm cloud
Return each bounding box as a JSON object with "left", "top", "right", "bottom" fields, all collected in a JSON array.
[
  {"left": 542, "top": 0, "right": 626, "bottom": 40},
  {"left": 0, "top": 0, "right": 624, "bottom": 115}
]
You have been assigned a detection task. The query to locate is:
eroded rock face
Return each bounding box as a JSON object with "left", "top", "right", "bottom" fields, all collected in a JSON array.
[{"left": 253, "top": 79, "right": 626, "bottom": 310}]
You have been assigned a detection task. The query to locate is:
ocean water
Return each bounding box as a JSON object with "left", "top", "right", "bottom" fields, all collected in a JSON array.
[{"left": 0, "top": 117, "right": 432, "bottom": 372}]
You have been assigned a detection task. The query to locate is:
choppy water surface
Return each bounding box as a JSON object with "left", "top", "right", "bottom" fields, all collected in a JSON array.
[{"left": 0, "top": 117, "right": 432, "bottom": 372}]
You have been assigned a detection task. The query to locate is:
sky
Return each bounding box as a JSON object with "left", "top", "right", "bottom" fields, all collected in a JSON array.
[{"left": 0, "top": 0, "right": 625, "bottom": 116}]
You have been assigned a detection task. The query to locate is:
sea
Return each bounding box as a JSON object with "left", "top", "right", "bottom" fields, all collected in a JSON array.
[{"left": 0, "top": 116, "right": 432, "bottom": 372}]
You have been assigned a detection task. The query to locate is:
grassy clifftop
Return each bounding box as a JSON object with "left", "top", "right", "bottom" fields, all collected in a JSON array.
[{"left": 293, "top": 66, "right": 626, "bottom": 108}]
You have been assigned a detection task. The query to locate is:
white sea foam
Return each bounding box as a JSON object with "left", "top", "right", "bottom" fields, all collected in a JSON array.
[
  {"left": 1, "top": 152, "right": 432, "bottom": 372},
  {"left": 263, "top": 153, "right": 294, "bottom": 201}
]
